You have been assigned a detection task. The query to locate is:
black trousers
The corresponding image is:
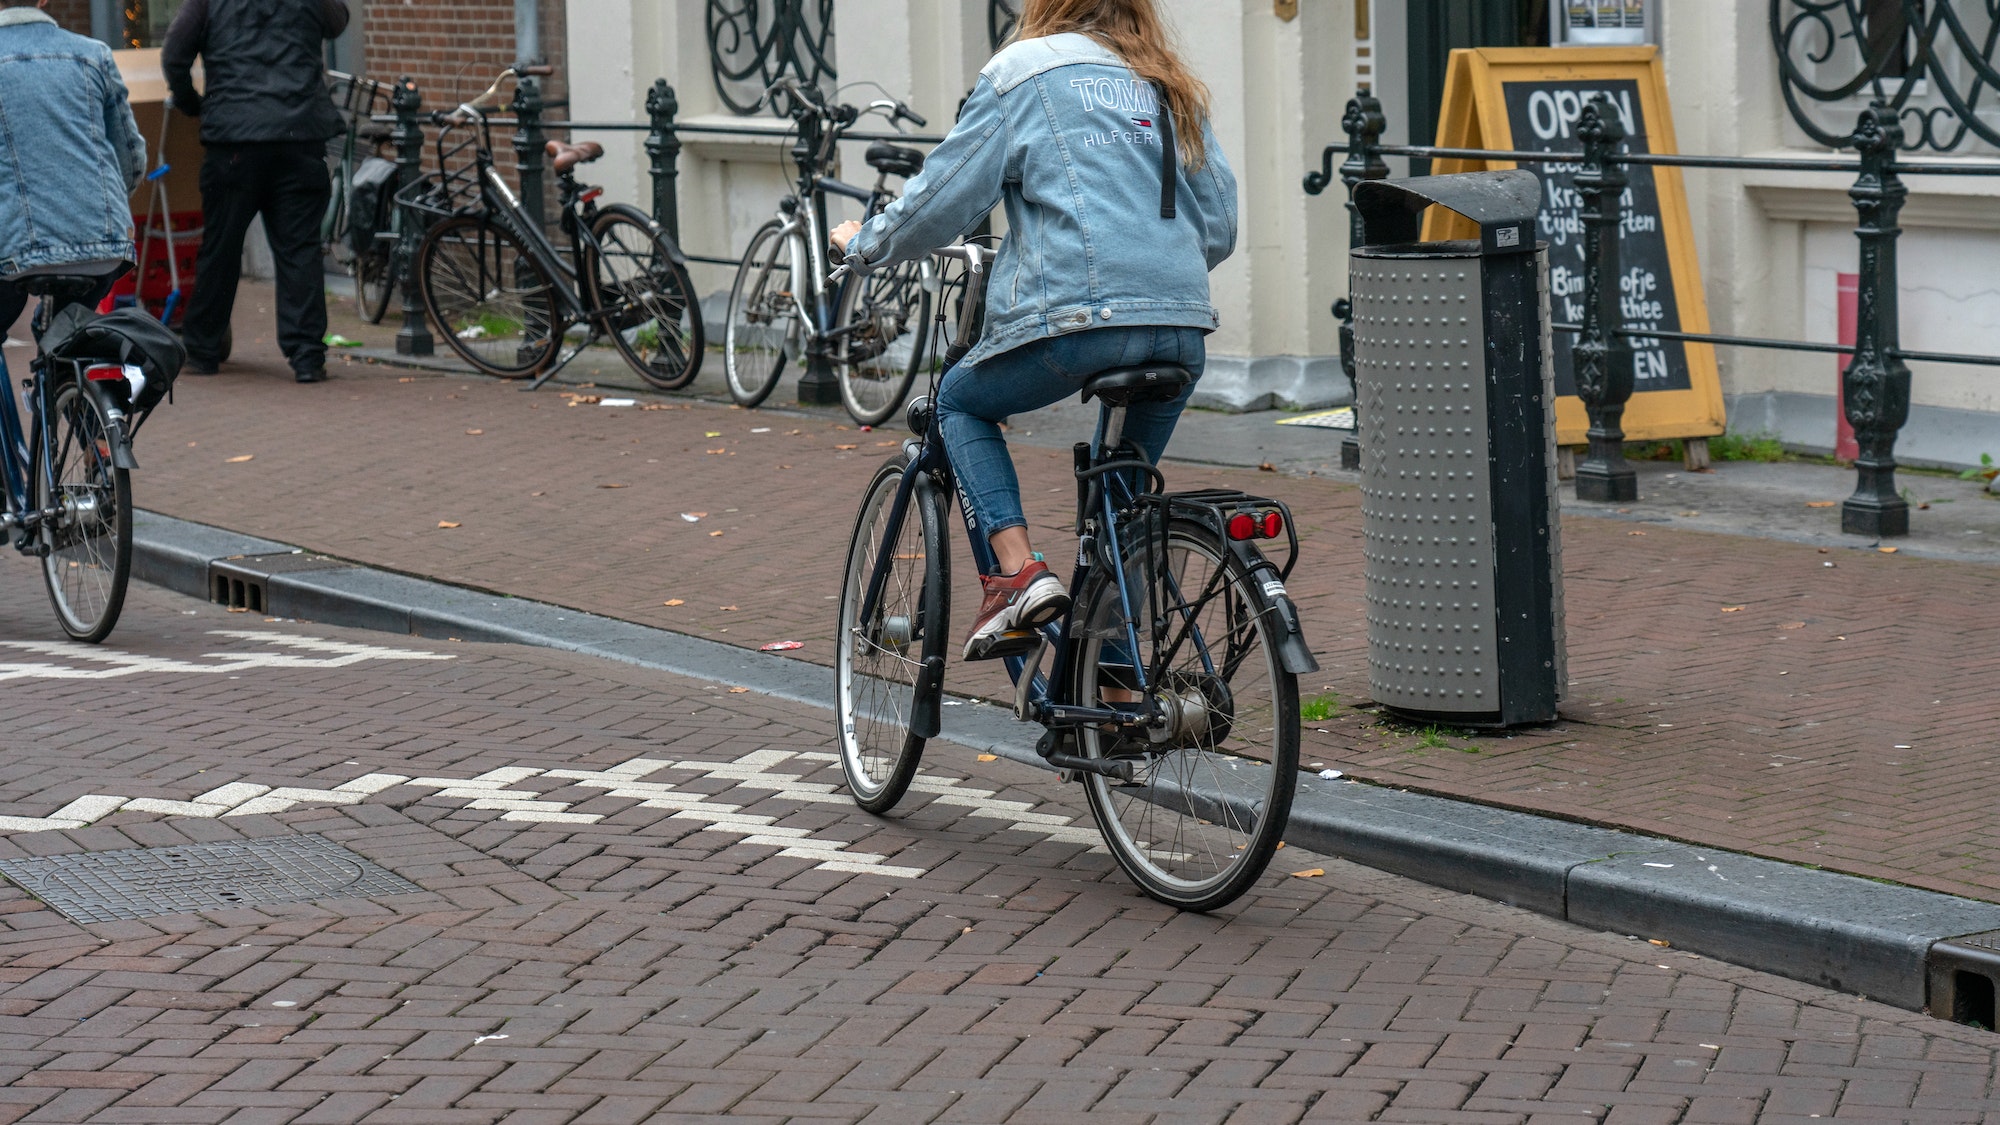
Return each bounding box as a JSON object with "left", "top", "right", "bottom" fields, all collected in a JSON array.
[{"left": 182, "top": 140, "right": 332, "bottom": 374}]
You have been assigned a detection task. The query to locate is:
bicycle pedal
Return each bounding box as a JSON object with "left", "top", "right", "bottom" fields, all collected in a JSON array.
[{"left": 963, "top": 628, "right": 1040, "bottom": 662}]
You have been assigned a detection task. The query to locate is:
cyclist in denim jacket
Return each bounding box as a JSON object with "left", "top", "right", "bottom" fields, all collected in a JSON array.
[
  {"left": 834, "top": 0, "right": 1237, "bottom": 659},
  {"left": 0, "top": 0, "right": 147, "bottom": 337}
]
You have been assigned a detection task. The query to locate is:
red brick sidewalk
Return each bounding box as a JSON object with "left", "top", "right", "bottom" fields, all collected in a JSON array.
[{"left": 117, "top": 283, "right": 2000, "bottom": 907}]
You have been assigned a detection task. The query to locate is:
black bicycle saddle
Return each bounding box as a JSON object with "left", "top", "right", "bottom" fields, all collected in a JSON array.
[
  {"left": 866, "top": 142, "right": 925, "bottom": 179},
  {"left": 3, "top": 258, "right": 130, "bottom": 297},
  {"left": 1081, "top": 364, "right": 1193, "bottom": 407}
]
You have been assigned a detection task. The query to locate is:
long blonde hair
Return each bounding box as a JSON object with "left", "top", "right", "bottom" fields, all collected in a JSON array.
[{"left": 1016, "top": 0, "right": 1212, "bottom": 169}]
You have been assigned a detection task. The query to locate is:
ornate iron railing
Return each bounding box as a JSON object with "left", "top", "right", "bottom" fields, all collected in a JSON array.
[
  {"left": 706, "top": 0, "right": 836, "bottom": 116},
  {"left": 991, "top": 0, "right": 1019, "bottom": 51},
  {"left": 1773, "top": 0, "right": 2000, "bottom": 151}
]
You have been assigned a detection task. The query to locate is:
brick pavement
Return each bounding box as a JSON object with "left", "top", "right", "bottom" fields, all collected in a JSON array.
[
  {"left": 92, "top": 282, "right": 2000, "bottom": 910},
  {"left": 1, "top": 567, "right": 1998, "bottom": 1123}
]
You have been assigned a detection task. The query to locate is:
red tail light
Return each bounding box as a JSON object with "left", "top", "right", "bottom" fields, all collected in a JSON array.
[
  {"left": 1227, "top": 510, "right": 1284, "bottom": 541},
  {"left": 1226, "top": 513, "right": 1255, "bottom": 540},
  {"left": 1261, "top": 511, "right": 1284, "bottom": 539},
  {"left": 579, "top": 186, "right": 603, "bottom": 202},
  {"left": 84, "top": 364, "right": 125, "bottom": 382}
]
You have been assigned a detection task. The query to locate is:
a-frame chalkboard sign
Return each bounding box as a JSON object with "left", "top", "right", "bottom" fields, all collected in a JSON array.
[{"left": 1422, "top": 46, "right": 1725, "bottom": 446}]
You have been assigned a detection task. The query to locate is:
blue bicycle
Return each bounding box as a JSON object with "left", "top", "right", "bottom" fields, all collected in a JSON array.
[
  {"left": 835, "top": 244, "right": 1318, "bottom": 911},
  {"left": 0, "top": 260, "right": 172, "bottom": 642}
]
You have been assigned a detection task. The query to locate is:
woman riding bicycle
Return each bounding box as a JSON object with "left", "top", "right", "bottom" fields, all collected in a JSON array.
[{"left": 831, "top": 0, "right": 1236, "bottom": 660}]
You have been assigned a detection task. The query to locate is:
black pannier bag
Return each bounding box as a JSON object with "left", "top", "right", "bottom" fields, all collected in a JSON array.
[
  {"left": 347, "top": 156, "right": 400, "bottom": 259},
  {"left": 40, "top": 303, "right": 188, "bottom": 413}
]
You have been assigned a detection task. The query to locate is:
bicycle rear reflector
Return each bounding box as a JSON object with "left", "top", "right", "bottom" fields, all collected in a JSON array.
[{"left": 1226, "top": 511, "right": 1283, "bottom": 541}]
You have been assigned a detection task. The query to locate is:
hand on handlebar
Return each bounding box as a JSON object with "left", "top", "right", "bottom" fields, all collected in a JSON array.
[{"left": 830, "top": 220, "right": 863, "bottom": 254}]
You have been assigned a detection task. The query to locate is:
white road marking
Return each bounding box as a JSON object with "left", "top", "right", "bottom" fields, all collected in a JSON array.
[{"left": 0, "top": 631, "right": 450, "bottom": 682}]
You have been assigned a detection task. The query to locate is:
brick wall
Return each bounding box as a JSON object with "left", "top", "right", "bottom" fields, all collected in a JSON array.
[
  {"left": 357, "top": 0, "right": 568, "bottom": 186},
  {"left": 44, "top": 0, "right": 93, "bottom": 34}
]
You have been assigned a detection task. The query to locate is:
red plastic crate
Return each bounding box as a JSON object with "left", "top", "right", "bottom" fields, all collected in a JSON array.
[{"left": 103, "top": 210, "right": 203, "bottom": 325}]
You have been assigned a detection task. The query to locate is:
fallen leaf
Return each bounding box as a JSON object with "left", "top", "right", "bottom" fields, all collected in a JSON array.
[
  {"left": 727, "top": 686, "right": 750, "bottom": 694},
  {"left": 226, "top": 606, "right": 249, "bottom": 613},
  {"left": 1258, "top": 461, "right": 1276, "bottom": 472},
  {"left": 1290, "top": 868, "right": 1324, "bottom": 878},
  {"left": 1878, "top": 545, "right": 1898, "bottom": 554},
  {"left": 720, "top": 605, "right": 738, "bottom": 611},
  {"left": 398, "top": 376, "right": 415, "bottom": 383},
  {"left": 707, "top": 448, "right": 727, "bottom": 455},
  {"left": 709, "top": 530, "right": 724, "bottom": 537},
  {"left": 1779, "top": 621, "right": 1805, "bottom": 630},
  {"left": 976, "top": 753, "right": 998, "bottom": 762},
  {"left": 1649, "top": 938, "right": 1671, "bottom": 947},
  {"left": 226, "top": 454, "right": 254, "bottom": 463},
  {"left": 531, "top": 491, "right": 545, "bottom": 497},
  {"left": 438, "top": 521, "right": 461, "bottom": 529},
  {"left": 663, "top": 599, "right": 685, "bottom": 606},
  {"left": 834, "top": 444, "right": 859, "bottom": 451},
  {"left": 597, "top": 483, "right": 629, "bottom": 489},
  {"left": 465, "top": 429, "right": 483, "bottom": 435},
  {"left": 1677, "top": 510, "right": 1699, "bottom": 517},
  {"left": 1805, "top": 500, "right": 1836, "bottom": 508},
  {"left": 705, "top": 431, "right": 722, "bottom": 438},
  {"left": 787, "top": 429, "right": 802, "bottom": 436},
  {"left": 1627, "top": 530, "right": 1646, "bottom": 536},
  {"left": 1720, "top": 606, "right": 1744, "bottom": 613},
  {"left": 874, "top": 440, "right": 897, "bottom": 447},
  {"left": 1275, "top": 841, "right": 1285, "bottom": 849}
]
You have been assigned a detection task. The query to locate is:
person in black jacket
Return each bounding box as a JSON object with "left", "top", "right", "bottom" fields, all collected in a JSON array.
[{"left": 163, "top": 0, "right": 349, "bottom": 383}]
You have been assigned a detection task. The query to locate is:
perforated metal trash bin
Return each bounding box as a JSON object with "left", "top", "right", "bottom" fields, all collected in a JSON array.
[{"left": 1348, "top": 171, "right": 1565, "bottom": 728}]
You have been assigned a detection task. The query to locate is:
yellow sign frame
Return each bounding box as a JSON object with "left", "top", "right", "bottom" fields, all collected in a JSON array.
[{"left": 1423, "top": 46, "right": 1724, "bottom": 445}]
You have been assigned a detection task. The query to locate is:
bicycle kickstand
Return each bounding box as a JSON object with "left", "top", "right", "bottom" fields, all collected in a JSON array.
[{"left": 523, "top": 335, "right": 591, "bottom": 392}]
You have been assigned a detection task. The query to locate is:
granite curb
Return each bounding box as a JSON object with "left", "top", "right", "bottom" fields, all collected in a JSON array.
[{"left": 131, "top": 508, "right": 2000, "bottom": 1017}]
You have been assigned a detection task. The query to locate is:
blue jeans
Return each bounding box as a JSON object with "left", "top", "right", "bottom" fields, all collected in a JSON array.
[{"left": 937, "top": 325, "right": 1205, "bottom": 544}]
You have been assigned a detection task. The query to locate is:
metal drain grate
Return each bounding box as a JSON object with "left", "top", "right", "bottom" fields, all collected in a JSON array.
[
  {"left": 1930, "top": 929, "right": 2000, "bottom": 1029},
  {"left": 0, "top": 834, "right": 421, "bottom": 923}
]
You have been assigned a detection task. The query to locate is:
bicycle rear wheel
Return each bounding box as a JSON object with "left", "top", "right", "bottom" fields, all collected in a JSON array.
[
  {"left": 353, "top": 235, "right": 397, "bottom": 324},
  {"left": 33, "top": 379, "right": 132, "bottom": 643},
  {"left": 588, "top": 204, "right": 705, "bottom": 390},
  {"left": 836, "top": 451, "right": 949, "bottom": 814},
  {"left": 1070, "top": 518, "right": 1298, "bottom": 911},
  {"left": 418, "top": 214, "right": 564, "bottom": 378},
  {"left": 723, "top": 220, "right": 796, "bottom": 408},
  {"left": 832, "top": 259, "right": 931, "bottom": 427}
]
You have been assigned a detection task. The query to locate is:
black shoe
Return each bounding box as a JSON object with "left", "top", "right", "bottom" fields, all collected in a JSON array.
[
  {"left": 184, "top": 357, "right": 219, "bottom": 376},
  {"left": 294, "top": 366, "right": 328, "bottom": 384}
]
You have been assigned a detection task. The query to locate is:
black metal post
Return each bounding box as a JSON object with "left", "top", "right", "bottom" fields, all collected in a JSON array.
[
  {"left": 645, "top": 79, "right": 683, "bottom": 244},
  {"left": 1842, "top": 104, "right": 1912, "bottom": 538},
  {"left": 391, "top": 76, "right": 434, "bottom": 357},
  {"left": 1571, "top": 94, "right": 1636, "bottom": 502},
  {"left": 792, "top": 113, "right": 840, "bottom": 406},
  {"left": 1336, "top": 93, "right": 1387, "bottom": 472},
  {"left": 510, "top": 75, "right": 548, "bottom": 231}
]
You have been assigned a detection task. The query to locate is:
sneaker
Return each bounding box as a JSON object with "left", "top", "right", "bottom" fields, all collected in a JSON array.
[{"left": 963, "top": 559, "right": 1069, "bottom": 660}]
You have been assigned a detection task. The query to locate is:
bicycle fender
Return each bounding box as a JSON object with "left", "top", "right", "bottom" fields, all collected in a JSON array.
[
  {"left": 79, "top": 379, "right": 139, "bottom": 471},
  {"left": 595, "top": 203, "right": 688, "bottom": 266},
  {"left": 910, "top": 655, "right": 946, "bottom": 740},
  {"left": 1231, "top": 542, "right": 1319, "bottom": 675}
]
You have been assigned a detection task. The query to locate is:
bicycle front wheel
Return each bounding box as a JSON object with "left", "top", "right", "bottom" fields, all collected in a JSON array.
[
  {"left": 418, "top": 214, "right": 564, "bottom": 378},
  {"left": 588, "top": 204, "right": 705, "bottom": 390},
  {"left": 34, "top": 379, "right": 132, "bottom": 643},
  {"left": 832, "top": 259, "right": 931, "bottom": 427},
  {"left": 836, "top": 451, "right": 949, "bottom": 814},
  {"left": 1070, "top": 519, "right": 1299, "bottom": 911},
  {"left": 723, "top": 220, "right": 797, "bottom": 408}
]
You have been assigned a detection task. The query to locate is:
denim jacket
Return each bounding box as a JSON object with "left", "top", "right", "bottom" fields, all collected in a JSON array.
[
  {"left": 846, "top": 33, "right": 1237, "bottom": 368},
  {"left": 0, "top": 8, "right": 145, "bottom": 277}
]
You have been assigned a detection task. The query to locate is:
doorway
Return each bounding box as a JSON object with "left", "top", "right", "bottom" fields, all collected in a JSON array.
[{"left": 1405, "top": 0, "right": 1550, "bottom": 173}]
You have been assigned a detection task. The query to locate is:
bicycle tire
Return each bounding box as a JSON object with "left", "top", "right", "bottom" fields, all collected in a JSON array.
[
  {"left": 33, "top": 378, "right": 132, "bottom": 644},
  {"left": 836, "top": 450, "right": 949, "bottom": 814},
  {"left": 587, "top": 204, "right": 705, "bottom": 391},
  {"left": 355, "top": 190, "right": 399, "bottom": 323},
  {"left": 1070, "top": 518, "right": 1299, "bottom": 912},
  {"left": 832, "top": 258, "right": 932, "bottom": 427},
  {"left": 723, "top": 220, "right": 796, "bottom": 408},
  {"left": 418, "top": 213, "right": 564, "bottom": 379}
]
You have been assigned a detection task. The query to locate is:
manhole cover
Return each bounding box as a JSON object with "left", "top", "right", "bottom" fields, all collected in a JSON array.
[{"left": 0, "top": 834, "right": 421, "bottom": 923}]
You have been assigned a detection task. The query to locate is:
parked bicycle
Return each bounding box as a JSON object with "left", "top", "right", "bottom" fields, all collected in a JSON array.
[
  {"left": 323, "top": 70, "right": 403, "bottom": 324},
  {"left": 408, "top": 66, "right": 703, "bottom": 390},
  {"left": 0, "top": 261, "right": 183, "bottom": 642},
  {"left": 834, "top": 244, "right": 1317, "bottom": 912},
  {"left": 724, "top": 77, "right": 939, "bottom": 426}
]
